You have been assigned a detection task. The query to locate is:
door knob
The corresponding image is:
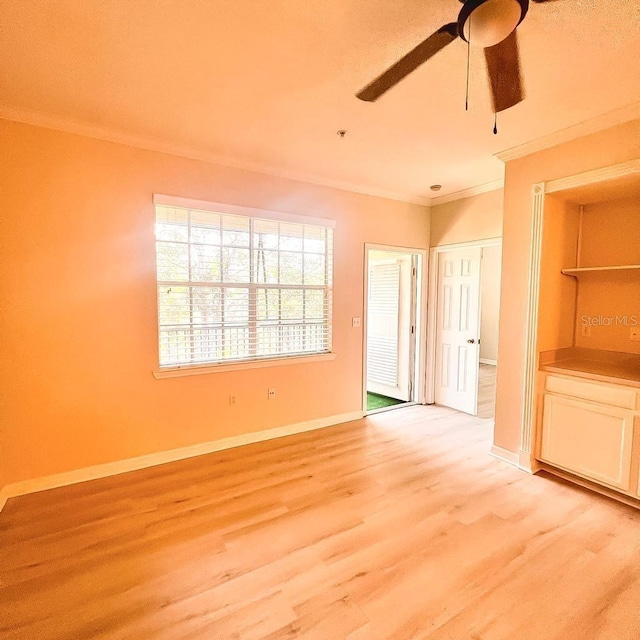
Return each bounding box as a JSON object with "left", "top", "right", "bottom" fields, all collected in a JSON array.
[{"left": 467, "top": 338, "right": 476, "bottom": 344}]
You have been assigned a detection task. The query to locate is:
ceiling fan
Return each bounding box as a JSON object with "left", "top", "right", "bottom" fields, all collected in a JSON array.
[{"left": 356, "top": 0, "right": 558, "bottom": 113}]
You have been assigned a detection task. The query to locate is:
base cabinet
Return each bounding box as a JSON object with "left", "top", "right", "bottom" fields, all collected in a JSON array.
[{"left": 540, "top": 394, "right": 635, "bottom": 491}]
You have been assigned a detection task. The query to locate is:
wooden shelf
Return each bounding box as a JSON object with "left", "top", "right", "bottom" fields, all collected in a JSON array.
[{"left": 562, "top": 265, "right": 640, "bottom": 277}]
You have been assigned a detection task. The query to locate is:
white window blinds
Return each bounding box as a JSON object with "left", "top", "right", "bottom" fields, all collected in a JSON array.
[{"left": 155, "top": 201, "right": 334, "bottom": 367}]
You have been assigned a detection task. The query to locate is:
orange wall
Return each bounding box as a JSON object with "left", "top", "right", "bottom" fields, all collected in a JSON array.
[
  {"left": 536, "top": 194, "right": 580, "bottom": 353},
  {"left": 430, "top": 189, "right": 504, "bottom": 247},
  {"left": 0, "top": 119, "right": 430, "bottom": 486},
  {"left": 495, "top": 118, "right": 640, "bottom": 453},
  {"left": 575, "top": 195, "right": 640, "bottom": 353}
]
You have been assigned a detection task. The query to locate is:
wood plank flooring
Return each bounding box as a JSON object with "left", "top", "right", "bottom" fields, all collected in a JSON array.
[
  {"left": 477, "top": 364, "right": 496, "bottom": 420},
  {"left": 1, "top": 405, "right": 640, "bottom": 639}
]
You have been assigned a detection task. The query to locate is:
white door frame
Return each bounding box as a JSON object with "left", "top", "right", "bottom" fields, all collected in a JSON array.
[
  {"left": 426, "top": 237, "right": 502, "bottom": 405},
  {"left": 363, "top": 244, "right": 429, "bottom": 414}
]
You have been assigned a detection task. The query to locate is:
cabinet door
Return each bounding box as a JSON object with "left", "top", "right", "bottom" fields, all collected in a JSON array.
[{"left": 540, "top": 394, "right": 634, "bottom": 491}]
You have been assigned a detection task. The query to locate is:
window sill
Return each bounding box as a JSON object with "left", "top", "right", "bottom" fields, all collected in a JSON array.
[{"left": 153, "top": 352, "right": 337, "bottom": 379}]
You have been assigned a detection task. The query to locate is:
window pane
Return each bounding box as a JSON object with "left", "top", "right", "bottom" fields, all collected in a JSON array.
[
  {"left": 192, "top": 286, "right": 222, "bottom": 324},
  {"left": 190, "top": 210, "right": 221, "bottom": 245},
  {"left": 192, "top": 327, "right": 223, "bottom": 362},
  {"left": 156, "top": 221, "right": 188, "bottom": 243},
  {"left": 304, "top": 253, "right": 325, "bottom": 285},
  {"left": 257, "top": 325, "right": 279, "bottom": 356},
  {"left": 254, "top": 219, "right": 279, "bottom": 249},
  {"left": 305, "top": 289, "right": 324, "bottom": 320},
  {"left": 156, "top": 206, "right": 188, "bottom": 242},
  {"left": 304, "top": 225, "right": 325, "bottom": 253},
  {"left": 254, "top": 249, "right": 278, "bottom": 284},
  {"left": 158, "top": 285, "right": 190, "bottom": 326},
  {"left": 159, "top": 328, "right": 191, "bottom": 366},
  {"left": 224, "top": 288, "right": 249, "bottom": 324},
  {"left": 280, "top": 222, "right": 303, "bottom": 251},
  {"left": 222, "top": 214, "right": 250, "bottom": 247},
  {"left": 157, "top": 241, "right": 189, "bottom": 281},
  {"left": 257, "top": 288, "right": 279, "bottom": 321},
  {"left": 222, "top": 247, "right": 250, "bottom": 283},
  {"left": 191, "top": 244, "right": 221, "bottom": 282},
  {"left": 280, "top": 289, "right": 303, "bottom": 320},
  {"left": 280, "top": 252, "right": 303, "bottom": 285}
]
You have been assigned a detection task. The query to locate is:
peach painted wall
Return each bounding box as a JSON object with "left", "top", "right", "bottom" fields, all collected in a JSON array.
[
  {"left": 0, "top": 119, "right": 430, "bottom": 486},
  {"left": 495, "top": 118, "right": 640, "bottom": 454},
  {"left": 430, "top": 189, "right": 504, "bottom": 247},
  {"left": 575, "top": 195, "right": 640, "bottom": 354},
  {"left": 480, "top": 244, "right": 502, "bottom": 362},
  {"left": 536, "top": 194, "right": 580, "bottom": 353}
]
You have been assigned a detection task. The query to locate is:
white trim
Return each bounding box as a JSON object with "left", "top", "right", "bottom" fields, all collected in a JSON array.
[
  {"left": 154, "top": 194, "right": 337, "bottom": 228},
  {"left": 426, "top": 238, "right": 503, "bottom": 404},
  {"left": 519, "top": 160, "right": 640, "bottom": 479},
  {"left": 154, "top": 352, "right": 336, "bottom": 379},
  {"left": 430, "top": 237, "right": 503, "bottom": 251},
  {"left": 362, "top": 244, "right": 429, "bottom": 414},
  {"left": 490, "top": 445, "right": 520, "bottom": 466},
  {"left": 495, "top": 101, "right": 640, "bottom": 162},
  {"left": 520, "top": 184, "right": 546, "bottom": 470},
  {"left": 429, "top": 179, "right": 504, "bottom": 206},
  {"left": 544, "top": 159, "right": 640, "bottom": 195},
  {"left": 480, "top": 358, "right": 497, "bottom": 366},
  {"left": 0, "top": 109, "right": 430, "bottom": 207},
  {"left": 0, "top": 410, "right": 364, "bottom": 512}
]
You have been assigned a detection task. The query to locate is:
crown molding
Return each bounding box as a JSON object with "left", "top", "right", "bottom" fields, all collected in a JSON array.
[
  {"left": 0, "top": 106, "right": 431, "bottom": 207},
  {"left": 429, "top": 179, "right": 504, "bottom": 206},
  {"left": 495, "top": 101, "right": 640, "bottom": 163},
  {"left": 545, "top": 158, "right": 640, "bottom": 195}
]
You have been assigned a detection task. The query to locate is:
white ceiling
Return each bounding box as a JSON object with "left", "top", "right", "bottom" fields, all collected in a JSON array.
[{"left": 1, "top": 0, "right": 639, "bottom": 202}]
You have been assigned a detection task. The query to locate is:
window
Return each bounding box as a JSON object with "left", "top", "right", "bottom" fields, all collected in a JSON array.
[{"left": 154, "top": 196, "right": 334, "bottom": 368}]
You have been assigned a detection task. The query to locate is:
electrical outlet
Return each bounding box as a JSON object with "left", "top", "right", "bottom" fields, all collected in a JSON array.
[
  {"left": 581, "top": 323, "right": 591, "bottom": 338},
  {"left": 229, "top": 395, "right": 236, "bottom": 406},
  {"left": 352, "top": 317, "right": 361, "bottom": 328},
  {"left": 268, "top": 388, "right": 276, "bottom": 400},
  {"left": 631, "top": 327, "right": 640, "bottom": 342}
]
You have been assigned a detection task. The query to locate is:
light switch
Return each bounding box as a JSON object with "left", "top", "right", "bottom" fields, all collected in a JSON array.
[{"left": 352, "top": 317, "right": 361, "bottom": 328}]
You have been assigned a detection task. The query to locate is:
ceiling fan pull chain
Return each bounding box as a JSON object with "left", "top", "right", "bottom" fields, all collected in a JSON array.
[
  {"left": 493, "top": 112, "right": 498, "bottom": 135},
  {"left": 465, "top": 17, "right": 471, "bottom": 110}
]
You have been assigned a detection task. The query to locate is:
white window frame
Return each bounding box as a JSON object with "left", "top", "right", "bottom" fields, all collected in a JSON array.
[{"left": 152, "top": 194, "right": 336, "bottom": 378}]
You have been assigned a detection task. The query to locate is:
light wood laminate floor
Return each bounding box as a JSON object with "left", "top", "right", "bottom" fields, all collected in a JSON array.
[
  {"left": 2, "top": 406, "right": 639, "bottom": 639},
  {"left": 477, "top": 364, "right": 497, "bottom": 420}
]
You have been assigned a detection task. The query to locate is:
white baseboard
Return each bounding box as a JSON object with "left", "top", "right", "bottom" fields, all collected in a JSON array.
[
  {"left": 479, "top": 358, "right": 497, "bottom": 366},
  {"left": 490, "top": 444, "right": 520, "bottom": 467},
  {"left": 0, "top": 410, "right": 364, "bottom": 513}
]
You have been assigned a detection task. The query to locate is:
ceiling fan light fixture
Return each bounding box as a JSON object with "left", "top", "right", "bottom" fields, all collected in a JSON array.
[{"left": 459, "top": 0, "right": 528, "bottom": 48}]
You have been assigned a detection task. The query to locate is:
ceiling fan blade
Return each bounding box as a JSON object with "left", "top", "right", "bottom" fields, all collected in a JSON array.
[
  {"left": 484, "top": 30, "right": 524, "bottom": 113},
  {"left": 356, "top": 23, "right": 458, "bottom": 102}
]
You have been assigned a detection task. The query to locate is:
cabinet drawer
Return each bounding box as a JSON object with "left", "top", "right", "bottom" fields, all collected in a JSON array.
[
  {"left": 540, "top": 394, "right": 634, "bottom": 491},
  {"left": 545, "top": 375, "right": 637, "bottom": 410}
]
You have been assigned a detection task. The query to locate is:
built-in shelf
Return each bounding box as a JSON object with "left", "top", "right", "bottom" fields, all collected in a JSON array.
[{"left": 562, "top": 265, "right": 640, "bottom": 277}]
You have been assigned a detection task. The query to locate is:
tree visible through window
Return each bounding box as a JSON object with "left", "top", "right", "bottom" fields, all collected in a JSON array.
[{"left": 155, "top": 203, "right": 333, "bottom": 367}]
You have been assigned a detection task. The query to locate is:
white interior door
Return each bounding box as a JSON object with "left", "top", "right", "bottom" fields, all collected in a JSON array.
[
  {"left": 435, "top": 247, "right": 482, "bottom": 414},
  {"left": 367, "top": 255, "right": 413, "bottom": 401}
]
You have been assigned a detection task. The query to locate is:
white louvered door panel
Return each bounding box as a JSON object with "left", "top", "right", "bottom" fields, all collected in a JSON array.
[
  {"left": 368, "top": 262, "right": 400, "bottom": 385},
  {"left": 367, "top": 256, "right": 411, "bottom": 401}
]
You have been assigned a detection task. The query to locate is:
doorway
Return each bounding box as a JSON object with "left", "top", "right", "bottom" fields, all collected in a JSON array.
[
  {"left": 363, "top": 246, "right": 426, "bottom": 414},
  {"left": 427, "top": 239, "right": 502, "bottom": 419}
]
